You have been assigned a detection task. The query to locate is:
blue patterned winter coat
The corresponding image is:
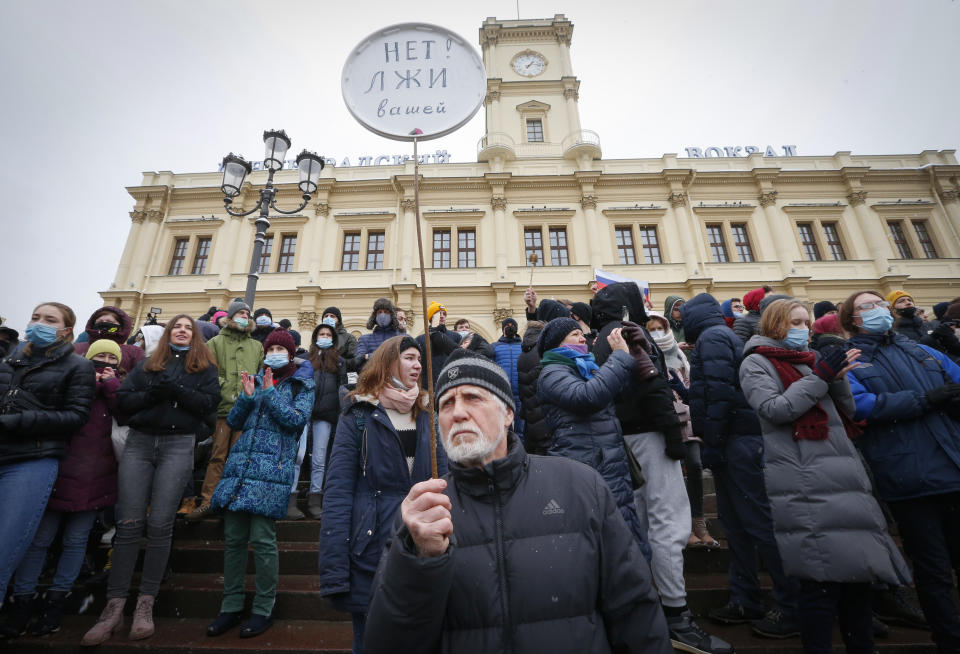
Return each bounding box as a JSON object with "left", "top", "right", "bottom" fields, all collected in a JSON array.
[{"left": 211, "top": 360, "right": 315, "bottom": 519}]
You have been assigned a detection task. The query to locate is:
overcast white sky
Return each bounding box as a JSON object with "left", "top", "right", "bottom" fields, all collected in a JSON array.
[{"left": 1, "top": 0, "right": 958, "bottom": 333}]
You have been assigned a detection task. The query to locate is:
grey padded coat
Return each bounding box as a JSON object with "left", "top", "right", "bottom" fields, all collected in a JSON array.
[{"left": 739, "top": 335, "right": 911, "bottom": 586}]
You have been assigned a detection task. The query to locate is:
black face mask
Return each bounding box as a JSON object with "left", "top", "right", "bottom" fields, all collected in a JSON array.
[
  {"left": 93, "top": 321, "right": 121, "bottom": 333},
  {"left": 504, "top": 326, "right": 518, "bottom": 338},
  {"left": 898, "top": 306, "right": 917, "bottom": 319},
  {"left": 91, "top": 360, "right": 117, "bottom": 372}
]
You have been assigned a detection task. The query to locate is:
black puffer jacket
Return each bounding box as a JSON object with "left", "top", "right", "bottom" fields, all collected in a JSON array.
[
  {"left": 117, "top": 347, "right": 220, "bottom": 436},
  {"left": 516, "top": 323, "right": 547, "bottom": 454},
  {"left": 0, "top": 342, "right": 95, "bottom": 464},
  {"left": 590, "top": 282, "right": 683, "bottom": 440},
  {"left": 416, "top": 325, "right": 461, "bottom": 387},
  {"left": 309, "top": 325, "right": 348, "bottom": 423},
  {"left": 892, "top": 314, "right": 925, "bottom": 342},
  {"left": 365, "top": 435, "right": 672, "bottom": 654}
]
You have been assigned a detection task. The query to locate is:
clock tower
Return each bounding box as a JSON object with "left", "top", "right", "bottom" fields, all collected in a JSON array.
[{"left": 478, "top": 14, "right": 600, "bottom": 168}]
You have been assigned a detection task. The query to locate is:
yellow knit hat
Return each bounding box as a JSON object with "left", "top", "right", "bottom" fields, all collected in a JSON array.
[
  {"left": 427, "top": 301, "right": 446, "bottom": 323},
  {"left": 885, "top": 290, "right": 913, "bottom": 306},
  {"left": 85, "top": 339, "right": 122, "bottom": 361}
]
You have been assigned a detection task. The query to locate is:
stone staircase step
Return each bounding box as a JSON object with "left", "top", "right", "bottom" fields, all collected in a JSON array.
[
  {"left": 173, "top": 518, "right": 321, "bottom": 543},
  {"left": 164, "top": 541, "right": 319, "bottom": 576},
  {"left": 700, "top": 622, "right": 936, "bottom": 653}
]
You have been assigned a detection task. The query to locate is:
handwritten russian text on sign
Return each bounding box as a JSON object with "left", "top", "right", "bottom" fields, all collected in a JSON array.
[{"left": 342, "top": 23, "right": 486, "bottom": 141}]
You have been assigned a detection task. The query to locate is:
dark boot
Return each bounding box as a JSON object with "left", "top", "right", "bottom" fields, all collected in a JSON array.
[
  {"left": 31, "top": 590, "right": 69, "bottom": 636},
  {"left": 0, "top": 594, "right": 36, "bottom": 639},
  {"left": 285, "top": 493, "right": 305, "bottom": 520},
  {"left": 306, "top": 493, "right": 323, "bottom": 519}
]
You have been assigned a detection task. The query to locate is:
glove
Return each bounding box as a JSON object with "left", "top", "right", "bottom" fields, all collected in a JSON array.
[
  {"left": 812, "top": 348, "right": 847, "bottom": 383},
  {"left": 926, "top": 383, "right": 960, "bottom": 408},
  {"left": 933, "top": 322, "right": 956, "bottom": 340},
  {"left": 668, "top": 370, "right": 689, "bottom": 400},
  {"left": 663, "top": 427, "right": 686, "bottom": 461},
  {"left": 620, "top": 321, "right": 657, "bottom": 379}
]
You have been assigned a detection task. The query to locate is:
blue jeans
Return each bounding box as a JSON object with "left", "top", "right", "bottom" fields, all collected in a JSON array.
[
  {"left": 0, "top": 458, "right": 59, "bottom": 595},
  {"left": 108, "top": 430, "right": 194, "bottom": 599},
  {"left": 14, "top": 509, "right": 98, "bottom": 595},
  {"left": 713, "top": 435, "right": 798, "bottom": 616},
  {"left": 291, "top": 420, "right": 333, "bottom": 495}
]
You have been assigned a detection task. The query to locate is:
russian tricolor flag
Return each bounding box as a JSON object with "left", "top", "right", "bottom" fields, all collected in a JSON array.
[{"left": 594, "top": 268, "right": 652, "bottom": 305}]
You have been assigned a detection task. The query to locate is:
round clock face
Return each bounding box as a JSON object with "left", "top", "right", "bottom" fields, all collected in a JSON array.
[{"left": 513, "top": 53, "right": 545, "bottom": 77}]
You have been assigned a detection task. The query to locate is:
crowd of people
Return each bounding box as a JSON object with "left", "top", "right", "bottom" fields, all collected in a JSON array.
[{"left": 0, "top": 283, "right": 958, "bottom": 653}]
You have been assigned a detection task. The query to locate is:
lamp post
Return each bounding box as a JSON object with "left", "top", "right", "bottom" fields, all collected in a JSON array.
[{"left": 220, "top": 129, "right": 324, "bottom": 307}]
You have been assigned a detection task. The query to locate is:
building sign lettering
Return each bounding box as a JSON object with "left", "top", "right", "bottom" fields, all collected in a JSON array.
[{"left": 684, "top": 145, "right": 799, "bottom": 158}]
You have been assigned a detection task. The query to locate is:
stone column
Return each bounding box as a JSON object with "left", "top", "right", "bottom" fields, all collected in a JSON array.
[
  {"left": 211, "top": 214, "right": 242, "bottom": 286},
  {"left": 563, "top": 86, "right": 581, "bottom": 135},
  {"left": 400, "top": 198, "right": 417, "bottom": 280},
  {"left": 848, "top": 191, "right": 891, "bottom": 273},
  {"left": 492, "top": 196, "right": 508, "bottom": 278},
  {"left": 669, "top": 192, "right": 699, "bottom": 278},
  {"left": 113, "top": 211, "right": 145, "bottom": 289},
  {"left": 939, "top": 189, "right": 960, "bottom": 240},
  {"left": 759, "top": 191, "right": 799, "bottom": 277},
  {"left": 580, "top": 195, "right": 601, "bottom": 269}
]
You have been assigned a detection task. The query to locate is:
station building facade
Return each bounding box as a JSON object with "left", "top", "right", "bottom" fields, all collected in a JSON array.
[{"left": 102, "top": 14, "right": 960, "bottom": 342}]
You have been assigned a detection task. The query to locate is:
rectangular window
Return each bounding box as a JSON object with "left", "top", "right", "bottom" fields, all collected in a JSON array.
[
  {"left": 822, "top": 222, "right": 846, "bottom": 261},
  {"left": 277, "top": 234, "right": 296, "bottom": 273},
  {"left": 526, "top": 119, "right": 544, "bottom": 143},
  {"left": 341, "top": 232, "right": 360, "bottom": 270},
  {"left": 797, "top": 223, "right": 822, "bottom": 261},
  {"left": 168, "top": 238, "right": 188, "bottom": 275},
  {"left": 366, "top": 231, "right": 385, "bottom": 270},
  {"left": 912, "top": 220, "right": 939, "bottom": 259},
  {"left": 705, "top": 224, "right": 728, "bottom": 263},
  {"left": 458, "top": 229, "right": 476, "bottom": 268},
  {"left": 731, "top": 223, "right": 754, "bottom": 262},
  {"left": 524, "top": 228, "right": 544, "bottom": 265},
  {"left": 549, "top": 227, "right": 569, "bottom": 266},
  {"left": 615, "top": 226, "right": 636, "bottom": 265},
  {"left": 638, "top": 226, "right": 662, "bottom": 264},
  {"left": 191, "top": 237, "right": 211, "bottom": 274},
  {"left": 888, "top": 221, "right": 913, "bottom": 259},
  {"left": 257, "top": 234, "right": 273, "bottom": 273},
  {"left": 432, "top": 229, "right": 451, "bottom": 268}
]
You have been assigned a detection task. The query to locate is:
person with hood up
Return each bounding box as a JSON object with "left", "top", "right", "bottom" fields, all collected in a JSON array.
[
  {"left": 353, "top": 298, "right": 403, "bottom": 370},
  {"left": 319, "top": 335, "right": 448, "bottom": 654},
  {"left": 0, "top": 302, "right": 94, "bottom": 638},
  {"left": 569, "top": 301, "right": 598, "bottom": 350},
  {"left": 415, "top": 301, "right": 461, "bottom": 386},
  {"left": 841, "top": 289, "right": 960, "bottom": 653},
  {"left": 919, "top": 302, "right": 960, "bottom": 364},
  {"left": 492, "top": 317, "right": 524, "bottom": 437},
  {"left": 320, "top": 307, "right": 358, "bottom": 360},
  {"left": 681, "top": 293, "right": 800, "bottom": 639},
  {"left": 664, "top": 295, "right": 689, "bottom": 348},
  {"left": 516, "top": 321, "right": 549, "bottom": 455},
  {"left": 74, "top": 306, "right": 145, "bottom": 375},
  {"left": 734, "top": 285, "right": 773, "bottom": 344},
  {"left": 196, "top": 313, "right": 221, "bottom": 342},
  {"left": 251, "top": 308, "right": 276, "bottom": 345},
  {"left": 720, "top": 299, "right": 737, "bottom": 329},
  {"left": 592, "top": 285, "right": 731, "bottom": 654},
  {"left": 188, "top": 300, "right": 264, "bottom": 521},
  {"left": 537, "top": 317, "right": 654, "bottom": 562},
  {"left": 139, "top": 324, "right": 166, "bottom": 358},
  {"left": 740, "top": 298, "right": 912, "bottom": 654},
  {"left": 205, "top": 329, "right": 314, "bottom": 640},
  {"left": 4, "top": 340, "right": 124, "bottom": 638}
]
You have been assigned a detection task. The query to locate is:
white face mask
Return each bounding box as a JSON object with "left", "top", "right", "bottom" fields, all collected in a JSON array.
[
  {"left": 648, "top": 330, "right": 666, "bottom": 340},
  {"left": 457, "top": 330, "right": 471, "bottom": 337}
]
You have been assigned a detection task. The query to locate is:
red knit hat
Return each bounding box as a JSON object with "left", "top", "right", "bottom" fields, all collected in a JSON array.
[
  {"left": 264, "top": 328, "right": 296, "bottom": 358},
  {"left": 743, "top": 287, "right": 768, "bottom": 312},
  {"left": 813, "top": 314, "right": 842, "bottom": 336}
]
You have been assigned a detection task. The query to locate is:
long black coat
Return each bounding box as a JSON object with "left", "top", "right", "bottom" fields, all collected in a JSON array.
[
  {"left": 516, "top": 325, "right": 547, "bottom": 454},
  {"left": 365, "top": 435, "right": 672, "bottom": 654},
  {"left": 0, "top": 342, "right": 95, "bottom": 464}
]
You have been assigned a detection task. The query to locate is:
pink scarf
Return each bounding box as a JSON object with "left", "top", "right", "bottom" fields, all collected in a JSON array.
[{"left": 378, "top": 383, "right": 421, "bottom": 414}]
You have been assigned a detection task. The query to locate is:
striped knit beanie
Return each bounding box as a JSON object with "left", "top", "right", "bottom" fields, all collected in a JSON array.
[{"left": 435, "top": 349, "right": 515, "bottom": 411}]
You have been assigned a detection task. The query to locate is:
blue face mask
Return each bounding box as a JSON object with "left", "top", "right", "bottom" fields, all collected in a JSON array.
[
  {"left": 256, "top": 316, "right": 272, "bottom": 327},
  {"left": 782, "top": 327, "right": 809, "bottom": 349},
  {"left": 234, "top": 317, "right": 249, "bottom": 328},
  {"left": 170, "top": 343, "right": 191, "bottom": 352},
  {"left": 322, "top": 317, "right": 337, "bottom": 328},
  {"left": 264, "top": 354, "right": 289, "bottom": 369},
  {"left": 316, "top": 337, "right": 333, "bottom": 349},
  {"left": 25, "top": 322, "right": 60, "bottom": 346},
  {"left": 733, "top": 312, "right": 746, "bottom": 319},
  {"left": 860, "top": 307, "right": 894, "bottom": 334}
]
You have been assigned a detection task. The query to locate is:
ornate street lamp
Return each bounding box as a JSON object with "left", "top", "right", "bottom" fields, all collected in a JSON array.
[{"left": 220, "top": 129, "right": 324, "bottom": 306}]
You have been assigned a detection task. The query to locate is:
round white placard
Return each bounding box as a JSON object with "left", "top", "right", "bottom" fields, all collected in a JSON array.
[{"left": 341, "top": 23, "right": 486, "bottom": 142}]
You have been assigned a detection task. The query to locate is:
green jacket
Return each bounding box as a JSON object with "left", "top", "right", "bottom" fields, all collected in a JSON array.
[
  {"left": 664, "top": 294, "right": 686, "bottom": 344},
  {"left": 206, "top": 325, "right": 264, "bottom": 417}
]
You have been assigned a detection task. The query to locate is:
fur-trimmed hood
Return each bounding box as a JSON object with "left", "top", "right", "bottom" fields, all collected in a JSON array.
[{"left": 365, "top": 297, "right": 399, "bottom": 331}]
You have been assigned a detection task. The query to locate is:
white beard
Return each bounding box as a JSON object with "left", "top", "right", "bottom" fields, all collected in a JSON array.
[{"left": 441, "top": 420, "right": 507, "bottom": 466}]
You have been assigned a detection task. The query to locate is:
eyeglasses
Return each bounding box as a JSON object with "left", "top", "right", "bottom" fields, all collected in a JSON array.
[{"left": 855, "top": 301, "right": 890, "bottom": 311}]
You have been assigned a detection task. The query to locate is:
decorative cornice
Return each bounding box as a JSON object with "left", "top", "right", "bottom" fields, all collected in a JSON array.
[
  {"left": 484, "top": 90, "right": 501, "bottom": 105},
  {"left": 333, "top": 211, "right": 395, "bottom": 226},
  {"left": 781, "top": 204, "right": 847, "bottom": 216},
  {"left": 847, "top": 191, "right": 868, "bottom": 207},
  {"left": 423, "top": 209, "right": 486, "bottom": 221},
  {"left": 130, "top": 210, "right": 146, "bottom": 224},
  {"left": 146, "top": 209, "right": 164, "bottom": 223},
  {"left": 601, "top": 206, "right": 668, "bottom": 219},
  {"left": 479, "top": 23, "right": 501, "bottom": 47},
  {"left": 759, "top": 191, "right": 778, "bottom": 208},
  {"left": 512, "top": 208, "right": 576, "bottom": 221},
  {"left": 491, "top": 196, "right": 508, "bottom": 211},
  {"left": 580, "top": 195, "right": 597, "bottom": 210},
  {"left": 668, "top": 192, "right": 687, "bottom": 209},
  {"left": 400, "top": 198, "right": 417, "bottom": 211},
  {"left": 562, "top": 88, "right": 579, "bottom": 101}
]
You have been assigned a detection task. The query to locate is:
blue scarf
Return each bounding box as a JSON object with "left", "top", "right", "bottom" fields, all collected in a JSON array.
[{"left": 543, "top": 346, "right": 600, "bottom": 380}]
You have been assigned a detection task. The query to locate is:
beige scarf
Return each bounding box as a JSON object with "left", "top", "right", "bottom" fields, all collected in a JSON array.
[{"left": 378, "top": 383, "right": 421, "bottom": 414}]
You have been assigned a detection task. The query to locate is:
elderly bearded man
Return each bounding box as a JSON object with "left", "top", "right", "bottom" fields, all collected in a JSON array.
[{"left": 364, "top": 350, "right": 671, "bottom": 654}]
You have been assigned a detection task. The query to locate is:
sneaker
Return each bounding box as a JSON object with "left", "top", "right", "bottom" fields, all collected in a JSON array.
[
  {"left": 707, "top": 602, "right": 764, "bottom": 625},
  {"left": 873, "top": 586, "right": 928, "bottom": 629},
  {"left": 752, "top": 609, "right": 800, "bottom": 639},
  {"left": 667, "top": 609, "right": 734, "bottom": 654},
  {"left": 185, "top": 503, "right": 217, "bottom": 522}
]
